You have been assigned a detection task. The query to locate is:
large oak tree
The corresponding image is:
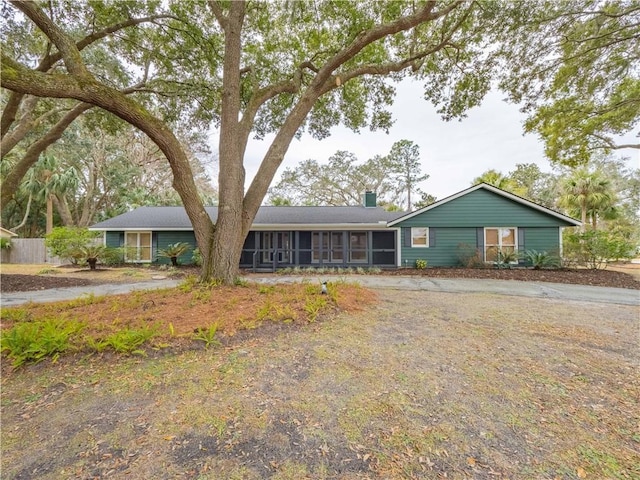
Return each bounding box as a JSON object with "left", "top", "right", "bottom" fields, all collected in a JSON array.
[{"left": 3, "top": 0, "right": 509, "bottom": 284}]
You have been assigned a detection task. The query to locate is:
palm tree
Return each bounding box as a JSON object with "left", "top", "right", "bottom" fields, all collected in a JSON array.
[{"left": 559, "top": 168, "right": 617, "bottom": 232}]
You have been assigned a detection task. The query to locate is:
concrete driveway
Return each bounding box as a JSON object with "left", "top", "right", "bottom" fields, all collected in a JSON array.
[{"left": 2, "top": 275, "right": 638, "bottom": 307}]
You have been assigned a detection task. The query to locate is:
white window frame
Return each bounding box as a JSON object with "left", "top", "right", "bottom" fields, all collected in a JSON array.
[
  {"left": 124, "top": 231, "right": 152, "bottom": 263},
  {"left": 411, "top": 227, "right": 429, "bottom": 248},
  {"left": 484, "top": 227, "right": 517, "bottom": 263}
]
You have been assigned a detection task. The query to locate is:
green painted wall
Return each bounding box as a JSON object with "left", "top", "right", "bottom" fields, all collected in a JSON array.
[
  {"left": 400, "top": 228, "right": 477, "bottom": 267},
  {"left": 395, "top": 189, "right": 574, "bottom": 267},
  {"left": 399, "top": 226, "right": 563, "bottom": 267},
  {"left": 156, "top": 231, "right": 197, "bottom": 265},
  {"left": 521, "top": 227, "right": 561, "bottom": 255},
  {"left": 397, "top": 189, "right": 575, "bottom": 228}
]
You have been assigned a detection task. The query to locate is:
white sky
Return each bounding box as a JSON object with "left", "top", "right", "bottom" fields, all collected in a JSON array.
[{"left": 237, "top": 79, "right": 639, "bottom": 203}]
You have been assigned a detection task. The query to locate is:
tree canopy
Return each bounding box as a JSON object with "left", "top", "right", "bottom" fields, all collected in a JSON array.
[
  {"left": 3, "top": 0, "right": 506, "bottom": 283},
  {"left": 267, "top": 140, "right": 429, "bottom": 209},
  {"left": 498, "top": 0, "right": 640, "bottom": 164}
]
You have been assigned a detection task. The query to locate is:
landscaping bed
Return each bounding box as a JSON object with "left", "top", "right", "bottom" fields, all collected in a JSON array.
[{"left": 2, "top": 264, "right": 638, "bottom": 293}]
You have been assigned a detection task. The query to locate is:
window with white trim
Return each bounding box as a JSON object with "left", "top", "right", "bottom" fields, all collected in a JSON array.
[
  {"left": 484, "top": 228, "right": 516, "bottom": 263},
  {"left": 124, "top": 232, "right": 152, "bottom": 262},
  {"left": 411, "top": 227, "right": 429, "bottom": 247}
]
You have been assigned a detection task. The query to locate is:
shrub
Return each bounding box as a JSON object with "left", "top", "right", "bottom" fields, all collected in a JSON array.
[
  {"left": 0, "top": 237, "right": 12, "bottom": 249},
  {"left": 191, "top": 247, "right": 202, "bottom": 266},
  {"left": 45, "top": 227, "right": 100, "bottom": 264},
  {"left": 456, "top": 243, "right": 484, "bottom": 268},
  {"left": 564, "top": 230, "right": 635, "bottom": 269},
  {"left": 415, "top": 259, "right": 427, "bottom": 269},
  {"left": 521, "top": 249, "right": 560, "bottom": 269},
  {"left": 79, "top": 244, "right": 107, "bottom": 270}
]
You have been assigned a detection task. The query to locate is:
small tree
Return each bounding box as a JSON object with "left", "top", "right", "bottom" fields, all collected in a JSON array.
[
  {"left": 45, "top": 226, "right": 100, "bottom": 264},
  {"left": 157, "top": 242, "right": 190, "bottom": 267},
  {"left": 564, "top": 230, "right": 634, "bottom": 269}
]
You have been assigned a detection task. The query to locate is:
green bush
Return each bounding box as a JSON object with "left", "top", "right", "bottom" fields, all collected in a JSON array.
[
  {"left": 1, "top": 318, "right": 84, "bottom": 367},
  {"left": 193, "top": 324, "right": 220, "bottom": 348},
  {"left": 415, "top": 259, "right": 427, "bottom": 269},
  {"left": 100, "top": 247, "right": 124, "bottom": 266},
  {"left": 564, "top": 230, "right": 635, "bottom": 269},
  {"left": 191, "top": 247, "right": 202, "bottom": 266},
  {"left": 45, "top": 227, "right": 100, "bottom": 264},
  {"left": 0, "top": 237, "right": 12, "bottom": 249},
  {"left": 495, "top": 249, "right": 518, "bottom": 268}
]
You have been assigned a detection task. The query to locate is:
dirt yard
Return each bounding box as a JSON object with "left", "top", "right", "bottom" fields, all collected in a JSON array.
[{"left": 2, "top": 289, "right": 638, "bottom": 479}]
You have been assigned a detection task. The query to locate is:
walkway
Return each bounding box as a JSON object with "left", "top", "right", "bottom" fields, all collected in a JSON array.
[{"left": 1, "top": 275, "right": 638, "bottom": 307}]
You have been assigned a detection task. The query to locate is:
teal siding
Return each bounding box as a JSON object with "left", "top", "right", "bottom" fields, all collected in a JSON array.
[
  {"left": 401, "top": 228, "right": 477, "bottom": 267},
  {"left": 522, "top": 227, "right": 561, "bottom": 255},
  {"left": 398, "top": 189, "right": 575, "bottom": 228},
  {"left": 156, "top": 231, "right": 197, "bottom": 265},
  {"left": 400, "top": 227, "right": 562, "bottom": 267},
  {"left": 395, "top": 190, "right": 573, "bottom": 267}
]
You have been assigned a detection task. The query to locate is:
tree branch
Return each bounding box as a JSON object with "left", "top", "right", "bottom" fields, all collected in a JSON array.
[
  {"left": 207, "top": 0, "right": 227, "bottom": 30},
  {"left": 590, "top": 132, "right": 640, "bottom": 150},
  {"left": 1, "top": 101, "right": 93, "bottom": 208},
  {"left": 11, "top": 0, "right": 92, "bottom": 78},
  {"left": 1, "top": 8, "right": 169, "bottom": 137}
]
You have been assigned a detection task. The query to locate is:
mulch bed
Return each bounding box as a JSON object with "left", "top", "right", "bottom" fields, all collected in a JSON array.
[
  {"left": 383, "top": 267, "right": 640, "bottom": 289},
  {"left": 1, "top": 267, "right": 638, "bottom": 293},
  {"left": 0, "top": 274, "right": 99, "bottom": 293}
]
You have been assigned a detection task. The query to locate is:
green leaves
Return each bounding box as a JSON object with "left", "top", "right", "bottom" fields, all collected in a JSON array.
[{"left": 498, "top": 0, "right": 640, "bottom": 164}]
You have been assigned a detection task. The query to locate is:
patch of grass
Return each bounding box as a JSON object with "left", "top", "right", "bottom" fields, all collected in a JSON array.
[
  {"left": 36, "top": 267, "right": 59, "bottom": 275},
  {"left": 578, "top": 446, "right": 638, "bottom": 480},
  {"left": 303, "top": 295, "right": 328, "bottom": 322},
  {"left": 120, "top": 268, "right": 143, "bottom": 278}
]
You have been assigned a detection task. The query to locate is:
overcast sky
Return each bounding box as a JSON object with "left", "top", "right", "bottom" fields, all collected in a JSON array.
[{"left": 237, "top": 79, "right": 639, "bottom": 204}]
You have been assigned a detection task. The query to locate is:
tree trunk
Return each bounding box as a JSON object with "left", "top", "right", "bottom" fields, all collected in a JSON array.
[
  {"left": 208, "top": 1, "right": 246, "bottom": 285},
  {"left": 46, "top": 194, "right": 53, "bottom": 234},
  {"left": 87, "top": 258, "right": 97, "bottom": 270}
]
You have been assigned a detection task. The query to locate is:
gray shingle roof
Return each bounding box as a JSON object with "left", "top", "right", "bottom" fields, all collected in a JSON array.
[{"left": 90, "top": 206, "right": 406, "bottom": 230}]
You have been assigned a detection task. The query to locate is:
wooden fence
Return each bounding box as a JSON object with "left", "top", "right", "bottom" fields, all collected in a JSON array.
[{"left": 1, "top": 238, "right": 63, "bottom": 265}]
